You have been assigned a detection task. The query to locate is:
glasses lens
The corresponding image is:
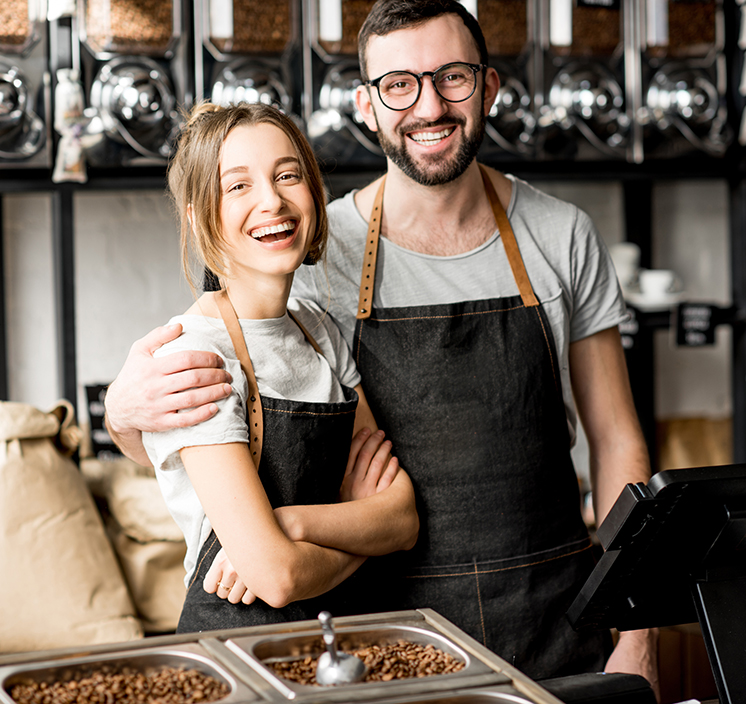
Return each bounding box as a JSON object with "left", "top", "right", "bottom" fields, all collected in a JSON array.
[
  {"left": 378, "top": 72, "right": 420, "bottom": 110},
  {"left": 434, "top": 63, "right": 477, "bottom": 102}
]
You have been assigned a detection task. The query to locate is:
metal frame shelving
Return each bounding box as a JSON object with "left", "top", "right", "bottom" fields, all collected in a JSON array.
[{"left": 1, "top": 2, "right": 746, "bottom": 470}]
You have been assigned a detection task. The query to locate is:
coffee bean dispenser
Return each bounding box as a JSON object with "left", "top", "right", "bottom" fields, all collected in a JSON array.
[
  {"left": 636, "top": 0, "right": 729, "bottom": 158},
  {"left": 195, "top": 0, "right": 299, "bottom": 122},
  {"left": 0, "top": 0, "right": 51, "bottom": 168},
  {"left": 0, "top": 610, "right": 565, "bottom": 704},
  {"left": 475, "top": 0, "right": 538, "bottom": 162},
  {"left": 77, "top": 0, "right": 187, "bottom": 167},
  {"left": 304, "top": 0, "right": 386, "bottom": 170},
  {"left": 537, "top": 0, "right": 634, "bottom": 161}
]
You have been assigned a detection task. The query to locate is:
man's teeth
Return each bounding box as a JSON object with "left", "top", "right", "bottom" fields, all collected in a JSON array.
[
  {"left": 410, "top": 127, "right": 454, "bottom": 145},
  {"left": 250, "top": 221, "right": 295, "bottom": 240}
]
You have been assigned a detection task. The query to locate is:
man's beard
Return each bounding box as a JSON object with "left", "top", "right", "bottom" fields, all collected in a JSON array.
[{"left": 374, "top": 110, "right": 486, "bottom": 187}]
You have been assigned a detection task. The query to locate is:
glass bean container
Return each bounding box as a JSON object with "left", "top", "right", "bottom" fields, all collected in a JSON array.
[
  {"left": 0, "top": 0, "right": 42, "bottom": 56},
  {"left": 206, "top": 0, "right": 293, "bottom": 56},
  {"left": 82, "top": 0, "right": 179, "bottom": 57}
]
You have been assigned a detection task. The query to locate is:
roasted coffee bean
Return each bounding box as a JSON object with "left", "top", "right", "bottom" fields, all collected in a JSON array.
[
  {"left": 0, "top": 0, "right": 30, "bottom": 45},
  {"left": 647, "top": 0, "right": 716, "bottom": 58},
  {"left": 318, "top": 0, "right": 376, "bottom": 56},
  {"left": 564, "top": 5, "right": 621, "bottom": 56},
  {"left": 266, "top": 639, "right": 465, "bottom": 686},
  {"left": 9, "top": 665, "right": 230, "bottom": 704},
  {"left": 85, "top": 0, "right": 173, "bottom": 52},
  {"left": 479, "top": 0, "right": 528, "bottom": 57},
  {"left": 210, "top": 0, "right": 291, "bottom": 55}
]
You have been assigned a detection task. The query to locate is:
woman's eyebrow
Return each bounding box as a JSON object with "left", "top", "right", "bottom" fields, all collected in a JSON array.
[
  {"left": 220, "top": 156, "right": 299, "bottom": 181},
  {"left": 275, "top": 156, "right": 300, "bottom": 166}
]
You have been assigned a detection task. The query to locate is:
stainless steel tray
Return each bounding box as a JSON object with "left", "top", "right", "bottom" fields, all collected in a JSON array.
[
  {"left": 0, "top": 641, "right": 259, "bottom": 704},
  {"left": 0, "top": 610, "right": 563, "bottom": 704},
  {"left": 358, "top": 685, "right": 543, "bottom": 703},
  {"left": 220, "top": 609, "right": 542, "bottom": 702}
]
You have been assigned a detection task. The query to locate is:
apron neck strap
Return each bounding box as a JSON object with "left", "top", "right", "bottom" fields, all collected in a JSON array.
[
  {"left": 214, "top": 289, "right": 264, "bottom": 468},
  {"left": 478, "top": 165, "right": 539, "bottom": 308},
  {"left": 356, "top": 176, "right": 386, "bottom": 320},
  {"left": 355, "top": 168, "right": 540, "bottom": 320}
]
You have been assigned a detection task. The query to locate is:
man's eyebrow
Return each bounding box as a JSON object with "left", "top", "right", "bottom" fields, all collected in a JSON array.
[{"left": 220, "top": 156, "right": 300, "bottom": 180}]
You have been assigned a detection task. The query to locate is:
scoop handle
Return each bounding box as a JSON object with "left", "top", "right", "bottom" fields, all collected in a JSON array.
[{"left": 318, "top": 611, "right": 339, "bottom": 665}]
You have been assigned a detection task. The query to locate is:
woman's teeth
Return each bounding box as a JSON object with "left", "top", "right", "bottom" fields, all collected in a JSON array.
[
  {"left": 410, "top": 127, "right": 454, "bottom": 146},
  {"left": 250, "top": 221, "right": 295, "bottom": 241}
]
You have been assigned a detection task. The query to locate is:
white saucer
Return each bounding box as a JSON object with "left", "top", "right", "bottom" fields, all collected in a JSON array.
[{"left": 624, "top": 289, "right": 685, "bottom": 312}]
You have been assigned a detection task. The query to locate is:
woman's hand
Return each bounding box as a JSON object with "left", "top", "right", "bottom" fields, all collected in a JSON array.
[
  {"left": 339, "top": 428, "right": 400, "bottom": 502},
  {"left": 203, "top": 547, "right": 256, "bottom": 605}
]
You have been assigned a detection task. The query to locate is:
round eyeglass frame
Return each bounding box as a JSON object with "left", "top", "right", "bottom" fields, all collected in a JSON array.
[{"left": 365, "top": 62, "right": 487, "bottom": 111}]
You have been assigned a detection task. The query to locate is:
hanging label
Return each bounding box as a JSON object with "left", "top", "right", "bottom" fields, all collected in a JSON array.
[
  {"left": 675, "top": 303, "right": 717, "bottom": 346},
  {"left": 577, "top": 0, "right": 620, "bottom": 9}
]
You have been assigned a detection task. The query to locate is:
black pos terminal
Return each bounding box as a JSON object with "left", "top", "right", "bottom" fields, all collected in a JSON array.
[{"left": 568, "top": 464, "right": 746, "bottom": 704}]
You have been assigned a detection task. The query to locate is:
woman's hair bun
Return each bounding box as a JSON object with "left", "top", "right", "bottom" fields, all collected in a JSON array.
[{"left": 184, "top": 101, "right": 223, "bottom": 129}]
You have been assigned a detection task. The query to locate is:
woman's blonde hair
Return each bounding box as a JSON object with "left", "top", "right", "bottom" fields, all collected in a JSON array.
[{"left": 168, "top": 102, "right": 329, "bottom": 293}]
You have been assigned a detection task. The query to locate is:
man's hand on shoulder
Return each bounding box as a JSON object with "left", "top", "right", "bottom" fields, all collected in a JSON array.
[{"left": 104, "top": 323, "right": 232, "bottom": 462}]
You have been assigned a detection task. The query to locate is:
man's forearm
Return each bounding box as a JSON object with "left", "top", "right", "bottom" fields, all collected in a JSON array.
[{"left": 104, "top": 412, "right": 151, "bottom": 466}]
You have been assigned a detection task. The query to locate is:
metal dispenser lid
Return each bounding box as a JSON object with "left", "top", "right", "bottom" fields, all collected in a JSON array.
[
  {"left": 0, "top": 62, "right": 45, "bottom": 159},
  {"left": 486, "top": 67, "right": 536, "bottom": 155},
  {"left": 646, "top": 65, "right": 719, "bottom": 127},
  {"left": 89, "top": 55, "right": 179, "bottom": 159},
  {"left": 210, "top": 60, "right": 291, "bottom": 111},
  {"left": 308, "top": 62, "right": 381, "bottom": 155}
]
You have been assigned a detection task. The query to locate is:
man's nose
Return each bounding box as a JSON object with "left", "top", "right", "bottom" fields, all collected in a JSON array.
[{"left": 412, "top": 76, "right": 449, "bottom": 121}]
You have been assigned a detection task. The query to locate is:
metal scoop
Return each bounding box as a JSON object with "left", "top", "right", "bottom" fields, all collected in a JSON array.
[{"left": 315, "top": 611, "right": 368, "bottom": 686}]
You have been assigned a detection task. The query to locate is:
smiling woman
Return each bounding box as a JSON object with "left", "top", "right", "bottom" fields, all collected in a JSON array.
[{"left": 120, "top": 102, "right": 419, "bottom": 632}]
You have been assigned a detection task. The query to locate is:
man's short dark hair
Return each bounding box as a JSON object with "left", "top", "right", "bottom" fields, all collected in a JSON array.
[{"left": 358, "top": 0, "right": 489, "bottom": 82}]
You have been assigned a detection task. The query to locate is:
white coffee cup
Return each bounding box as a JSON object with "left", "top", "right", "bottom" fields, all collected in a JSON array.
[
  {"left": 638, "top": 269, "right": 677, "bottom": 298},
  {"left": 609, "top": 242, "right": 641, "bottom": 288}
]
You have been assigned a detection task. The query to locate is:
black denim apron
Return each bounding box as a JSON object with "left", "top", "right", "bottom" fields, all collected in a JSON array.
[
  {"left": 352, "top": 167, "right": 608, "bottom": 679},
  {"left": 177, "top": 291, "right": 360, "bottom": 633}
]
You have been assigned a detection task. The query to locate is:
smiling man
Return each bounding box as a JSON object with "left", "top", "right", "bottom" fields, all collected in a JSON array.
[
  {"left": 103, "top": 0, "right": 657, "bottom": 691},
  {"left": 291, "top": 0, "right": 658, "bottom": 690}
]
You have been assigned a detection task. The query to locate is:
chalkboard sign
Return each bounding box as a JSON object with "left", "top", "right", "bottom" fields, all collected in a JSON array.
[
  {"left": 675, "top": 303, "right": 718, "bottom": 347},
  {"left": 85, "top": 384, "right": 123, "bottom": 459}
]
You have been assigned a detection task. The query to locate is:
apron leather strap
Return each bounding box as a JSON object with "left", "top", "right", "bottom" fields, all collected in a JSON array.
[
  {"left": 355, "top": 168, "right": 539, "bottom": 316},
  {"left": 288, "top": 311, "right": 324, "bottom": 355},
  {"left": 356, "top": 177, "right": 386, "bottom": 320},
  {"left": 214, "top": 289, "right": 264, "bottom": 468},
  {"left": 478, "top": 165, "right": 539, "bottom": 308}
]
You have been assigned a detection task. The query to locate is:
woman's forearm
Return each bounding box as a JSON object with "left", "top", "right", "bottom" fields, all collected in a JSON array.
[
  {"left": 182, "top": 442, "right": 368, "bottom": 607},
  {"left": 275, "top": 471, "right": 419, "bottom": 555}
]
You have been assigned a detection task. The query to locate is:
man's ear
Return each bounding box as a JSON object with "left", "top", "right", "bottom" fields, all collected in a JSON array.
[
  {"left": 483, "top": 67, "right": 500, "bottom": 117},
  {"left": 355, "top": 85, "right": 379, "bottom": 133}
]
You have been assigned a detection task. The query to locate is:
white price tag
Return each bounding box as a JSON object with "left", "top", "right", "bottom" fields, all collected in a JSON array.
[
  {"left": 550, "top": 0, "right": 573, "bottom": 47},
  {"left": 210, "top": 0, "right": 234, "bottom": 40},
  {"left": 318, "top": 0, "right": 343, "bottom": 43}
]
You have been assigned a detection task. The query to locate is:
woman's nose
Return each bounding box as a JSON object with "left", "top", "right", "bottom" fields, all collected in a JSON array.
[{"left": 257, "top": 179, "right": 284, "bottom": 212}]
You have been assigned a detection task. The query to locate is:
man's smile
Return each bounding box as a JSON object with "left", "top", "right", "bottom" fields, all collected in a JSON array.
[{"left": 408, "top": 127, "right": 456, "bottom": 146}]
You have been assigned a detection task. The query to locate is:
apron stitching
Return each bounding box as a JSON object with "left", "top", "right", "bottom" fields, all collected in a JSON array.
[
  {"left": 370, "top": 305, "right": 525, "bottom": 323},
  {"left": 403, "top": 542, "right": 593, "bottom": 579},
  {"left": 355, "top": 319, "right": 365, "bottom": 365},
  {"left": 264, "top": 407, "right": 357, "bottom": 418},
  {"left": 188, "top": 534, "right": 219, "bottom": 590},
  {"left": 532, "top": 307, "right": 560, "bottom": 391},
  {"left": 474, "top": 561, "right": 488, "bottom": 647}
]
